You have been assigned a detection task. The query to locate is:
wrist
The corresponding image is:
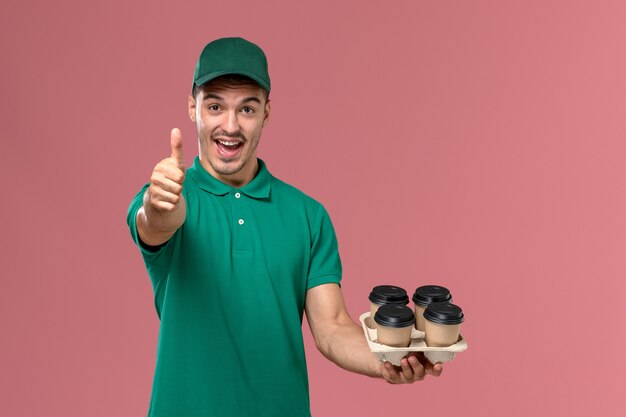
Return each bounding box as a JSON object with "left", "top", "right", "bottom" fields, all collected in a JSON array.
[{"left": 372, "top": 358, "right": 384, "bottom": 378}]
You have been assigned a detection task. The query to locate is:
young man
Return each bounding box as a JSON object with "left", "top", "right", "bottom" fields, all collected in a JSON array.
[{"left": 127, "top": 37, "right": 442, "bottom": 417}]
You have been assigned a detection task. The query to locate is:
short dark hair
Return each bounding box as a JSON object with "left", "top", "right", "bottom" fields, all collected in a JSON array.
[{"left": 192, "top": 74, "right": 270, "bottom": 101}]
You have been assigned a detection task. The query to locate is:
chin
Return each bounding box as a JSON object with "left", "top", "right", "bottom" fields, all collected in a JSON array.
[{"left": 214, "top": 161, "right": 243, "bottom": 176}]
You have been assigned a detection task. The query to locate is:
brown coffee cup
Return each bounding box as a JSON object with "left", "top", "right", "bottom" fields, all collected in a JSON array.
[
  {"left": 423, "top": 302, "right": 464, "bottom": 347},
  {"left": 374, "top": 304, "right": 416, "bottom": 347},
  {"left": 412, "top": 285, "right": 452, "bottom": 331},
  {"left": 368, "top": 285, "right": 409, "bottom": 329}
]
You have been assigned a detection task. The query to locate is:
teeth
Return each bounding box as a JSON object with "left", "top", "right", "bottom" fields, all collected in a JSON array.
[{"left": 218, "top": 140, "right": 239, "bottom": 146}]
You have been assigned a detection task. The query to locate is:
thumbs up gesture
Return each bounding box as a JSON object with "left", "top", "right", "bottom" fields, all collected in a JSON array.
[
  {"left": 137, "top": 128, "right": 187, "bottom": 246},
  {"left": 146, "top": 128, "right": 187, "bottom": 212}
]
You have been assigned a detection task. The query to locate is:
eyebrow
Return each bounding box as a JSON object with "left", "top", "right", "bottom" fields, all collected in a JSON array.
[{"left": 204, "top": 94, "right": 262, "bottom": 105}]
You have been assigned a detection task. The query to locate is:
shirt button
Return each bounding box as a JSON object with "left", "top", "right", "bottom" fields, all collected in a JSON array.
[
  {"left": 235, "top": 192, "right": 241, "bottom": 199},
  {"left": 238, "top": 219, "right": 245, "bottom": 225}
]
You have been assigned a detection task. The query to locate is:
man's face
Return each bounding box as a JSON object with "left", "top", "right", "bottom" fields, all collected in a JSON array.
[{"left": 189, "top": 80, "right": 270, "bottom": 187}]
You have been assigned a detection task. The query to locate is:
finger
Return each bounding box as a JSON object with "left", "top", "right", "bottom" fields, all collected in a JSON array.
[
  {"left": 146, "top": 187, "right": 178, "bottom": 212},
  {"left": 407, "top": 355, "right": 425, "bottom": 381},
  {"left": 154, "top": 161, "right": 186, "bottom": 185},
  {"left": 150, "top": 188, "right": 182, "bottom": 206},
  {"left": 381, "top": 361, "right": 400, "bottom": 384},
  {"left": 170, "top": 128, "right": 185, "bottom": 169},
  {"left": 400, "top": 357, "right": 416, "bottom": 381},
  {"left": 415, "top": 352, "right": 443, "bottom": 377},
  {"left": 152, "top": 171, "right": 184, "bottom": 194},
  {"left": 152, "top": 200, "right": 178, "bottom": 212},
  {"left": 155, "top": 177, "right": 183, "bottom": 195},
  {"left": 430, "top": 362, "right": 443, "bottom": 377}
]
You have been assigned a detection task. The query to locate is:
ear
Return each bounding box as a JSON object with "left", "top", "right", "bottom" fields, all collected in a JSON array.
[
  {"left": 262, "top": 99, "right": 271, "bottom": 127},
  {"left": 188, "top": 95, "right": 197, "bottom": 123}
]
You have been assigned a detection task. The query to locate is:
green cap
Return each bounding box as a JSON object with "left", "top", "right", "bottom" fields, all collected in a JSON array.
[{"left": 193, "top": 37, "right": 271, "bottom": 92}]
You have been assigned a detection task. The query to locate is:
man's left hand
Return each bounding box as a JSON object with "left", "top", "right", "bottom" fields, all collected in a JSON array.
[{"left": 380, "top": 352, "right": 443, "bottom": 384}]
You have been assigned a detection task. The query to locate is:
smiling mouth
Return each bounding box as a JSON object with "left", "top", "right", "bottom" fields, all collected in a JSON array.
[
  {"left": 216, "top": 139, "right": 243, "bottom": 149},
  {"left": 214, "top": 138, "right": 244, "bottom": 157}
]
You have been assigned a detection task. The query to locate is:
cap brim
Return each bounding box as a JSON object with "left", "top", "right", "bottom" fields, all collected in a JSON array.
[{"left": 194, "top": 69, "right": 270, "bottom": 92}]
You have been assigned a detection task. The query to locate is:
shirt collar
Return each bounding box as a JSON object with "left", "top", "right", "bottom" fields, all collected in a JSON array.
[{"left": 188, "top": 157, "right": 271, "bottom": 199}]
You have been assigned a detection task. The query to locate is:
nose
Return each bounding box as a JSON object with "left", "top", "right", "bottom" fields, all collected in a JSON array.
[{"left": 221, "top": 110, "right": 240, "bottom": 135}]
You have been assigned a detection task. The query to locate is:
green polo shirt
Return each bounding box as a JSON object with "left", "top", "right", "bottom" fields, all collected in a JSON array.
[{"left": 127, "top": 157, "right": 342, "bottom": 417}]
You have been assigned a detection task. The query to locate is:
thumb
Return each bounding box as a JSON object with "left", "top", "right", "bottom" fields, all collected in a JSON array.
[{"left": 170, "top": 128, "right": 185, "bottom": 169}]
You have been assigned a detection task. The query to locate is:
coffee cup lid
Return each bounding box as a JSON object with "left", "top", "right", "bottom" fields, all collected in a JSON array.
[
  {"left": 369, "top": 285, "right": 409, "bottom": 305},
  {"left": 423, "top": 302, "right": 464, "bottom": 325},
  {"left": 374, "top": 304, "right": 416, "bottom": 328},
  {"left": 412, "top": 285, "right": 452, "bottom": 307}
]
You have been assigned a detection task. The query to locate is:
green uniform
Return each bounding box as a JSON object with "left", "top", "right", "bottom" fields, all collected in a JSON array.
[{"left": 127, "top": 157, "right": 342, "bottom": 417}]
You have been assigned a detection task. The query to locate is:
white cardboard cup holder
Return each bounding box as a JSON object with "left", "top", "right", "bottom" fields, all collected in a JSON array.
[{"left": 360, "top": 312, "right": 468, "bottom": 366}]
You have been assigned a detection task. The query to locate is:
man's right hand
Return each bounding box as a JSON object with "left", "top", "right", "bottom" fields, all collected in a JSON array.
[
  {"left": 145, "top": 128, "right": 186, "bottom": 212},
  {"left": 137, "top": 128, "right": 188, "bottom": 246}
]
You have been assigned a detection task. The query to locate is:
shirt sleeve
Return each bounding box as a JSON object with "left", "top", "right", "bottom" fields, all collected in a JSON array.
[
  {"left": 306, "top": 204, "right": 342, "bottom": 289},
  {"left": 126, "top": 183, "right": 179, "bottom": 316}
]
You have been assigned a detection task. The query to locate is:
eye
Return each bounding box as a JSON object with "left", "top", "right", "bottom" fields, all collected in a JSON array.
[
  {"left": 241, "top": 106, "right": 255, "bottom": 114},
  {"left": 208, "top": 104, "right": 220, "bottom": 112}
]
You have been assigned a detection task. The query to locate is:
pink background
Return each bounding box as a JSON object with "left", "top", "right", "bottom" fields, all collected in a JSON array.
[{"left": 2, "top": 1, "right": 625, "bottom": 416}]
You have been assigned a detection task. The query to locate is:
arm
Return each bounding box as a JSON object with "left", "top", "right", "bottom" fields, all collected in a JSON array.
[
  {"left": 304, "top": 283, "right": 443, "bottom": 383},
  {"left": 137, "top": 128, "right": 187, "bottom": 246}
]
